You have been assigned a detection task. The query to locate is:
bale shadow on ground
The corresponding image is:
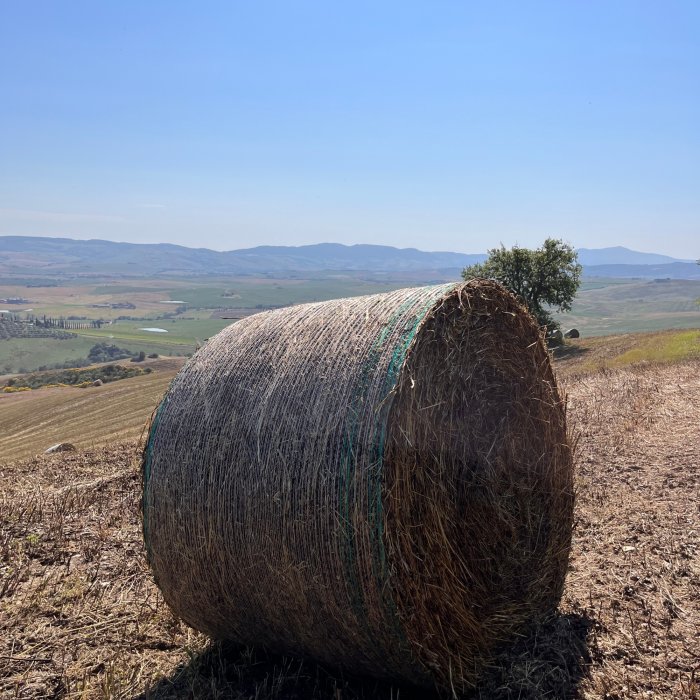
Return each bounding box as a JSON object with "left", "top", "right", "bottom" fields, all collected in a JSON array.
[
  {"left": 551, "top": 343, "right": 591, "bottom": 362},
  {"left": 473, "top": 611, "right": 595, "bottom": 700},
  {"left": 134, "top": 611, "right": 594, "bottom": 700}
]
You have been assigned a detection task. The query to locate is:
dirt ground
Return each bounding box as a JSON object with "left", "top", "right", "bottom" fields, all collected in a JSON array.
[
  {"left": 559, "top": 361, "right": 700, "bottom": 698},
  {"left": 1, "top": 359, "right": 698, "bottom": 698}
]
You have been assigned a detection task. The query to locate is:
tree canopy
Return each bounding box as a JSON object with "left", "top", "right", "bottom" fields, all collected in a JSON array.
[{"left": 462, "top": 238, "right": 582, "bottom": 330}]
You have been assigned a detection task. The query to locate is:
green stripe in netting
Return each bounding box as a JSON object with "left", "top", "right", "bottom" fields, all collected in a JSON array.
[
  {"left": 366, "top": 286, "right": 456, "bottom": 639},
  {"left": 338, "top": 293, "right": 422, "bottom": 620},
  {"left": 370, "top": 290, "right": 452, "bottom": 571},
  {"left": 339, "top": 284, "right": 456, "bottom": 645}
]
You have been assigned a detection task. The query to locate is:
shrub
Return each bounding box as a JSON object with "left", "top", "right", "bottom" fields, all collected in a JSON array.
[
  {"left": 87, "top": 342, "right": 136, "bottom": 363},
  {"left": 4, "top": 364, "right": 148, "bottom": 390}
]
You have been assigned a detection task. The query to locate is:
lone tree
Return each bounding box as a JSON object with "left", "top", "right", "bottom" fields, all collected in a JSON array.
[{"left": 462, "top": 238, "right": 582, "bottom": 331}]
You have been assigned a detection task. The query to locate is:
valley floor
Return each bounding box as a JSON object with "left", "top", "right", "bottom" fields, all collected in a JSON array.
[{"left": 0, "top": 360, "right": 698, "bottom": 698}]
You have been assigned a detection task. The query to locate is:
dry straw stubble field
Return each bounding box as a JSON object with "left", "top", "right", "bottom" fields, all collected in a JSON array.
[
  {"left": 0, "top": 358, "right": 184, "bottom": 464},
  {"left": 0, "top": 356, "right": 698, "bottom": 698}
]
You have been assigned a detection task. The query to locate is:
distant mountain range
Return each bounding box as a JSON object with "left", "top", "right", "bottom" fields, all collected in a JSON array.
[
  {"left": 0, "top": 236, "right": 698, "bottom": 280},
  {"left": 575, "top": 246, "right": 693, "bottom": 266}
]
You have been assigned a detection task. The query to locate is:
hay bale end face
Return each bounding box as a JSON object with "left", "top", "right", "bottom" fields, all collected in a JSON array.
[{"left": 142, "top": 280, "right": 574, "bottom": 692}]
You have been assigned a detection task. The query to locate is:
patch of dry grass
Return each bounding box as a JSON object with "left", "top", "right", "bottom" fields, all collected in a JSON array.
[
  {"left": 554, "top": 328, "right": 700, "bottom": 378},
  {"left": 0, "top": 446, "right": 200, "bottom": 698},
  {"left": 559, "top": 361, "right": 700, "bottom": 699}
]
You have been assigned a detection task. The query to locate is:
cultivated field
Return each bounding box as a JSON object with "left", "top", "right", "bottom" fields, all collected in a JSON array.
[
  {"left": 554, "top": 278, "right": 700, "bottom": 336},
  {"left": 0, "top": 347, "right": 698, "bottom": 698},
  {"left": 0, "top": 358, "right": 183, "bottom": 463},
  {"left": 2, "top": 274, "right": 700, "bottom": 373}
]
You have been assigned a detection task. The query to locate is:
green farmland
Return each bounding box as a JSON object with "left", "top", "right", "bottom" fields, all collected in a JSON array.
[
  {"left": 70, "top": 318, "right": 234, "bottom": 348},
  {"left": 2, "top": 273, "right": 700, "bottom": 373},
  {"left": 553, "top": 278, "right": 700, "bottom": 336}
]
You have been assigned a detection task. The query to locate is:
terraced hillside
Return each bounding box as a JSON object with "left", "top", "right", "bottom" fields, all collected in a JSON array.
[{"left": 0, "top": 358, "right": 183, "bottom": 462}]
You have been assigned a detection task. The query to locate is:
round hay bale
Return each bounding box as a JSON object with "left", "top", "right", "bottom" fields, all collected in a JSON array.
[
  {"left": 548, "top": 328, "right": 564, "bottom": 343},
  {"left": 142, "top": 280, "right": 574, "bottom": 692}
]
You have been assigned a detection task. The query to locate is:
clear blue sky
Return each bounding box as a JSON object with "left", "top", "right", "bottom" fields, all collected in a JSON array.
[{"left": 1, "top": 1, "right": 698, "bottom": 257}]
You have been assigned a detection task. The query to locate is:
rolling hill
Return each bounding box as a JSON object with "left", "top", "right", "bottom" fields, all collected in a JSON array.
[
  {"left": 0, "top": 236, "right": 486, "bottom": 277},
  {"left": 0, "top": 357, "right": 183, "bottom": 462},
  {"left": 575, "top": 246, "right": 693, "bottom": 265},
  {"left": 1, "top": 236, "right": 698, "bottom": 279}
]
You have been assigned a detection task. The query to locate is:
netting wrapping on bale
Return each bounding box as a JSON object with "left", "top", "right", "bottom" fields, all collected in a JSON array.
[{"left": 142, "top": 280, "right": 574, "bottom": 693}]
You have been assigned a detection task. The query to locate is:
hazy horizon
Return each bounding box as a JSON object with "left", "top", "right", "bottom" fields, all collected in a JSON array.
[
  {"left": 2, "top": 233, "right": 697, "bottom": 262},
  {"left": 1, "top": 3, "right": 698, "bottom": 259}
]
